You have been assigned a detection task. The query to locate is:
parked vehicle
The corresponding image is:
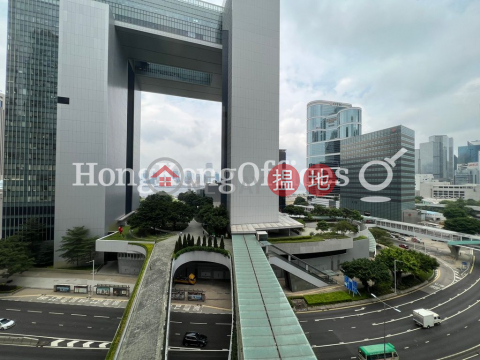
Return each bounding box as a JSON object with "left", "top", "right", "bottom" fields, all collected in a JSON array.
[
  {"left": 0, "top": 318, "right": 15, "bottom": 330},
  {"left": 174, "top": 273, "right": 196, "bottom": 285},
  {"left": 413, "top": 309, "right": 441, "bottom": 329},
  {"left": 411, "top": 237, "right": 422, "bottom": 243},
  {"left": 183, "top": 332, "right": 208, "bottom": 347},
  {"left": 399, "top": 244, "right": 409, "bottom": 250}
]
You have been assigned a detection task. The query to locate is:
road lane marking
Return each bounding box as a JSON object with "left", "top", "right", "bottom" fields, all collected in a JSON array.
[
  {"left": 27, "top": 310, "right": 42, "bottom": 313},
  {"left": 71, "top": 314, "right": 87, "bottom": 317},
  {"left": 67, "top": 340, "right": 79, "bottom": 347},
  {"left": 83, "top": 342, "right": 94, "bottom": 348},
  {"left": 190, "top": 322, "right": 207, "bottom": 325},
  {"left": 170, "top": 321, "right": 182, "bottom": 324},
  {"left": 6, "top": 309, "right": 21, "bottom": 311},
  {"left": 49, "top": 312, "right": 64, "bottom": 315},
  {"left": 94, "top": 316, "right": 110, "bottom": 318},
  {"left": 99, "top": 342, "right": 109, "bottom": 348},
  {"left": 50, "top": 340, "right": 64, "bottom": 347}
]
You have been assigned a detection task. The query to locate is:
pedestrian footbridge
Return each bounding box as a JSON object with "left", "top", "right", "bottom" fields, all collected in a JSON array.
[{"left": 233, "top": 234, "right": 317, "bottom": 360}]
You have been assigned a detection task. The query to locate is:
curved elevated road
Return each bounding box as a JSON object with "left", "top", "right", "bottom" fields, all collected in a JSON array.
[{"left": 298, "top": 256, "right": 480, "bottom": 359}]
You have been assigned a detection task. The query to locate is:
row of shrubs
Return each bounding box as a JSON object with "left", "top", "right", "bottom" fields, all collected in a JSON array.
[
  {"left": 173, "top": 246, "right": 230, "bottom": 260},
  {"left": 174, "top": 233, "right": 226, "bottom": 254}
]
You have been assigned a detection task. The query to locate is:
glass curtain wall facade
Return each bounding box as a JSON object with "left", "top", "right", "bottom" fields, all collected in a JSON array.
[
  {"left": 340, "top": 126, "right": 415, "bottom": 221},
  {"left": 458, "top": 141, "right": 480, "bottom": 165},
  {"left": 3, "top": 0, "right": 59, "bottom": 239},
  {"left": 307, "top": 100, "right": 361, "bottom": 195},
  {"left": 418, "top": 135, "right": 454, "bottom": 181}
]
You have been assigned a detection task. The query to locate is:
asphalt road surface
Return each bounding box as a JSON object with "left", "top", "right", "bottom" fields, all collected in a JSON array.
[
  {"left": 168, "top": 312, "right": 231, "bottom": 360},
  {"left": 0, "top": 300, "right": 124, "bottom": 359},
  {"left": 298, "top": 255, "right": 480, "bottom": 359}
]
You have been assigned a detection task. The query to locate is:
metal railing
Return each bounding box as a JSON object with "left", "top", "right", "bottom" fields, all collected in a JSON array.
[{"left": 265, "top": 244, "right": 337, "bottom": 284}]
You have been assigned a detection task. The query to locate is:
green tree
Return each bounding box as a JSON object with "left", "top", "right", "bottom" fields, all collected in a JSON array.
[
  {"left": 36, "top": 241, "right": 54, "bottom": 267},
  {"left": 443, "top": 207, "right": 468, "bottom": 219},
  {"left": 220, "top": 236, "right": 225, "bottom": 249},
  {"left": 182, "top": 234, "right": 188, "bottom": 248},
  {"left": 214, "top": 236, "right": 218, "bottom": 248},
  {"left": 294, "top": 196, "right": 308, "bottom": 205},
  {"left": 415, "top": 196, "right": 424, "bottom": 204},
  {"left": 12, "top": 219, "right": 48, "bottom": 265},
  {"left": 316, "top": 220, "right": 330, "bottom": 232},
  {"left": 0, "top": 239, "right": 35, "bottom": 277},
  {"left": 202, "top": 235, "right": 207, "bottom": 247},
  {"left": 196, "top": 236, "right": 201, "bottom": 246},
  {"left": 201, "top": 205, "right": 230, "bottom": 236},
  {"left": 57, "top": 226, "right": 95, "bottom": 267},
  {"left": 208, "top": 236, "right": 213, "bottom": 247},
  {"left": 330, "top": 220, "right": 357, "bottom": 234},
  {"left": 342, "top": 258, "right": 391, "bottom": 291},
  {"left": 444, "top": 217, "right": 480, "bottom": 234},
  {"left": 174, "top": 239, "right": 179, "bottom": 253},
  {"left": 283, "top": 205, "right": 306, "bottom": 216}
]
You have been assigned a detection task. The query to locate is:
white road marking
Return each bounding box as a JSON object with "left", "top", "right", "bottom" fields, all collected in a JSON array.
[
  {"left": 50, "top": 340, "right": 64, "bottom": 347},
  {"left": 99, "top": 342, "right": 109, "bottom": 348},
  {"left": 6, "top": 309, "right": 21, "bottom": 311},
  {"left": 190, "top": 322, "right": 207, "bottom": 325},
  {"left": 49, "top": 312, "right": 64, "bottom": 315},
  {"left": 83, "top": 342, "right": 94, "bottom": 348},
  {"left": 94, "top": 316, "right": 110, "bottom": 318},
  {"left": 27, "top": 310, "right": 42, "bottom": 313},
  {"left": 71, "top": 314, "right": 87, "bottom": 317},
  {"left": 67, "top": 341, "right": 79, "bottom": 347},
  {"left": 170, "top": 321, "right": 182, "bottom": 324}
]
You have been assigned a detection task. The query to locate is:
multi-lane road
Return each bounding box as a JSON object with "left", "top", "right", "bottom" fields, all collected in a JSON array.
[
  {"left": 0, "top": 300, "right": 124, "bottom": 360},
  {"left": 298, "top": 255, "right": 480, "bottom": 359},
  {"left": 168, "top": 312, "right": 231, "bottom": 360}
]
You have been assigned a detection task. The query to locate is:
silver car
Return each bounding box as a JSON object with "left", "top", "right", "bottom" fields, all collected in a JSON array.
[{"left": 0, "top": 318, "right": 15, "bottom": 330}]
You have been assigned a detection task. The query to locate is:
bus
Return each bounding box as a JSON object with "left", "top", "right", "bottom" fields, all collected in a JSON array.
[{"left": 358, "top": 343, "right": 399, "bottom": 360}]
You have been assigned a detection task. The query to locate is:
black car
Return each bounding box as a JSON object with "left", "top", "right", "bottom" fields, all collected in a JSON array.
[{"left": 183, "top": 332, "right": 207, "bottom": 347}]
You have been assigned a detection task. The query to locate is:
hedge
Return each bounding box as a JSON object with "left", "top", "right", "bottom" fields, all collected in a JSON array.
[
  {"left": 173, "top": 246, "right": 230, "bottom": 259},
  {"left": 105, "top": 243, "right": 154, "bottom": 360},
  {"left": 303, "top": 290, "right": 368, "bottom": 306}
]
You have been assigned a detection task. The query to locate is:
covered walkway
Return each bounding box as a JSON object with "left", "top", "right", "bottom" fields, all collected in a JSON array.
[{"left": 233, "top": 234, "right": 316, "bottom": 360}]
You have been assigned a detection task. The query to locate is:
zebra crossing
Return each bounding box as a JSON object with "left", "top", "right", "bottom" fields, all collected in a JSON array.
[{"left": 45, "top": 338, "right": 110, "bottom": 349}]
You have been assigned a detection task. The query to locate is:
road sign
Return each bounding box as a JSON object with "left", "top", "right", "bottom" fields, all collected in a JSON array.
[{"left": 344, "top": 275, "right": 359, "bottom": 296}]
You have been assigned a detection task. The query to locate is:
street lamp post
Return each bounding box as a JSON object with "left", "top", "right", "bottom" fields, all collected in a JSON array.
[
  {"left": 371, "top": 293, "right": 401, "bottom": 360},
  {"left": 394, "top": 260, "right": 403, "bottom": 295},
  {"left": 87, "top": 260, "right": 95, "bottom": 297}
]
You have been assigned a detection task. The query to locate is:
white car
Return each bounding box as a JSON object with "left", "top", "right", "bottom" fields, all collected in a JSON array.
[{"left": 0, "top": 318, "right": 15, "bottom": 330}]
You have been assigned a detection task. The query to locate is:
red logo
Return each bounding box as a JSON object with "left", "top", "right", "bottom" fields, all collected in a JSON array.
[
  {"left": 267, "top": 164, "right": 300, "bottom": 196},
  {"left": 304, "top": 164, "right": 336, "bottom": 197},
  {"left": 151, "top": 165, "right": 178, "bottom": 187}
]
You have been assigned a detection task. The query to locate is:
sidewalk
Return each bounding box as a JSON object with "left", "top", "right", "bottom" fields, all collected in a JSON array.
[{"left": 8, "top": 269, "right": 137, "bottom": 290}]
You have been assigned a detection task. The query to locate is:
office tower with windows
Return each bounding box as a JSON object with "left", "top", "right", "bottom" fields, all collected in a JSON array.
[
  {"left": 458, "top": 140, "right": 480, "bottom": 165},
  {"left": 340, "top": 126, "right": 415, "bottom": 221},
  {"left": 306, "top": 100, "right": 361, "bottom": 195},
  {"left": 0, "top": 93, "right": 4, "bottom": 237},
  {"left": 418, "top": 135, "right": 454, "bottom": 181},
  {"left": 4, "top": 0, "right": 282, "bottom": 265}
]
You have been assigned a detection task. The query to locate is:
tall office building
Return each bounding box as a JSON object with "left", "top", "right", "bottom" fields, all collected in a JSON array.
[
  {"left": 0, "top": 93, "right": 5, "bottom": 238},
  {"left": 458, "top": 140, "right": 480, "bottom": 165},
  {"left": 417, "top": 135, "right": 454, "bottom": 181},
  {"left": 204, "top": 162, "right": 214, "bottom": 184},
  {"left": 279, "top": 149, "right": 286, "bottom": 211},
  {"left": 340, "top": 126, "right": 415, "bottom": 221},
  {"left": 306, "top": 100, "right": 361, "bottom": 195},
  {"left": 4, "top": 0, "right": 282, "bottom": 265}
]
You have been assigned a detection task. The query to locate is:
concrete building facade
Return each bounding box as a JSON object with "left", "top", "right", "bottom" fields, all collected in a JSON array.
[
  {"left": 4, "top": 0, "right": 281, "bottom": 265},
  {"left": 419, "top": 183, "right": 480, "bottom": 201}
]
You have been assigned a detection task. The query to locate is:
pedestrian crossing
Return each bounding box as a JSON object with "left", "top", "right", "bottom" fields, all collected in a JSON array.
[
  {"left": 45, "top": 338, "right": 110, "bottom": 349},
  {"left": 170, "top": 303, "right": 230, "bottom": 315}
]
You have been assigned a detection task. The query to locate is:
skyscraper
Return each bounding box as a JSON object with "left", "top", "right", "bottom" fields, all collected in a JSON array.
[
  {"left": 340, "top": 125, "right": 415, "bottom": 221},
  {"left": 417, "top": 135, "right": 454, "bottom": 181},
  {"left": 458, "top": 140, "right": 480, "bottom": 165},
  {"left": 3, "top": 0, "right": 282, "bottom": 264},
  {"left": 306, "top": 100, "right": 361, "bottom": 195},
  {"left": 0, "top": 93, "right": 5, "bottom": 238}
]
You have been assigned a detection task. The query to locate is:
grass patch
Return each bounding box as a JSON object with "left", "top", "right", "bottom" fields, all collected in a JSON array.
[
  {"left": 353, "top": 235, "right": 368, "bottom": 241},
  {"left": 105, "top": 242, "right": 154, "bottom": 360},
  {"left": 303, "top": 290, "right": 369, "bottom": 306},
  {"left": 104, "top": 226, "right": 171, "bottom": 242},
  {"left": 173, "top": 246, "right": 230, "bottom": 260},
  {"left": 268, "top": 233, "right": 348, "bottom": 244}
]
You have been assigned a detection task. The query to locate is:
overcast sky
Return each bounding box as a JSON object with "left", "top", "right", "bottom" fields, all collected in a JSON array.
[{"left": 0, "top": 0, "right": 479, "bottom": 176}]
